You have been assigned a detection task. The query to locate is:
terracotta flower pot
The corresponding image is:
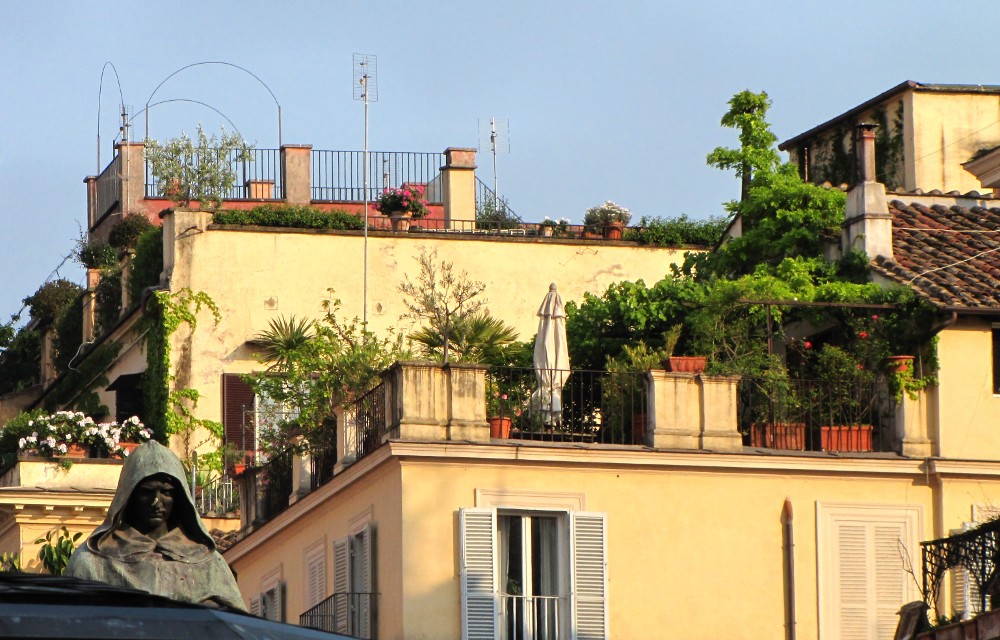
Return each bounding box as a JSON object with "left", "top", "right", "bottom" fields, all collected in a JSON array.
[
  {"left": 118, "top": 441, "right": 141, "bottom": 457},
  {"left": 63, "top": 444, "right": 89, "bottom": 459},
  {"left": 487, "top": 417, "right": 512, "bottom": 439},
  {"left": 604, "top": 221, "right": 624, "bottom": 240},
  {"left": 820, "top": 425, "right": 873, "bottom": 452},
  {"left": 750, "top": 423, "right": 806, "bottom": 450},
  {"left": 665, "top": 356, "right": 707, "bottom": 373},
  {"left": 388, "top": 211, "right": 412, "bottom": 232}
]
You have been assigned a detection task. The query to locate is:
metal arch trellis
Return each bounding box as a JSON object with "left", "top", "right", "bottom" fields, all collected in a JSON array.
[{"left": 922, "top": 518, "right": 1000, "bottom": 615}]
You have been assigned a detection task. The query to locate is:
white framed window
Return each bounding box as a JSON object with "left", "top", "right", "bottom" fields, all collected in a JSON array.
[
  {"left": 258, "top": 567, "right": 285, "bottom": 622},
  {"left": 304, "top": 540, "right": 327, "bottom": 611},
  {"left": 459, "top": 507, "right": 607, "bottom": 640},
  {"left": 332, "top": 522, "right": 374, "bottom": 639},
  {"left": 816, "top": 503, "right": 922, "bottom": 640}
]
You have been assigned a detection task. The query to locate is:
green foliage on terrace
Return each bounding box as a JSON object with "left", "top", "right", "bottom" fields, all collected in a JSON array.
[
  {"left": 567, "top": 89, "right": 941, "bottom": 390},
  {"left": 624, "top": 214, "right": 730, "bottom": 247},
  {"left": 213, "top": 204, "right": 364, "bottom": 230},
  {"left": 41, "top": 341, "right": 119, "bottom": 415},
  {"left": 127, "top": 228, "right": 164, "bottom": 309}
]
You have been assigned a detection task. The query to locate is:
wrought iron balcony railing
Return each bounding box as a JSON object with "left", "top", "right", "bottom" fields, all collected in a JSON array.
[
  {"left": 299, "top": 591, "right": 377, "bottom": 638},
  {"left": 737, "top": 374, "right": 896, "bottom": 453},
  {"left": 922, "top": 519, "right": 1000, "bottom": 617},
  {"left": 486, "top": 367, "right": 648, "bottom": 445}
]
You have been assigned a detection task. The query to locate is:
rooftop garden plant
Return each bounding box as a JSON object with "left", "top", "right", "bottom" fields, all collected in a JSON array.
[
  {"left": 583, "top": 201, "right": 632, "bottom": 230},
  {"left": 375, "top": 184, "right": 429, "bottom": 218},
  {"left": 213, "top": 204, "right": 364, "bottom": 230},
  {"left": 145, "top": 125, "right": 254, "bottom": 209},
  {"left": 16, "top": 411, "right": 150, "bottom": 458}
]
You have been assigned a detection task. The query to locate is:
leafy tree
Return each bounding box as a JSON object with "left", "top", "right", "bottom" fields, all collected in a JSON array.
[
  {"left": 706, "top": 90, "right": 780, "bottom": 204},
  {"left": 248, "top": 295, "right": 410, "bottom": 453},
  {"left": 145, "top": 125, "right": 253, "bottom": 209},
  {"left": 398, "top": 249, "right": 486, "bottom": 364},
  {"left": 23, "top": 280, "right": 82, "bottom": 325},
  {"left": 108, "top": 213, "right": 155, "bottom": 250}
]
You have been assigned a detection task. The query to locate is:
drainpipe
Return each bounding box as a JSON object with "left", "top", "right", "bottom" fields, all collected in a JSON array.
[{"left": 783, "top": 498, "right": 796, "bottom": 640}]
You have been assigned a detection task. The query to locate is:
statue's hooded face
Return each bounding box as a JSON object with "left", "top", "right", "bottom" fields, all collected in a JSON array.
[
  {"left": 89, "top": 441, "right": 215, "bottom": 551},
  {"left": 124, "top": 473, "right": 178, "bottom": 539}
]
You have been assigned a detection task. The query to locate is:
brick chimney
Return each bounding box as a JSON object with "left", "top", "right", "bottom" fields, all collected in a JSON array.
[{"left": 842, "top": 123, "right": 893, "bottom": 261}]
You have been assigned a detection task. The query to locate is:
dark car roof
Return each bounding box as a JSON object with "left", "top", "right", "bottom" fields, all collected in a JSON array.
[{"left": 0, "top": 573, "right": 354, "bottom": 639}]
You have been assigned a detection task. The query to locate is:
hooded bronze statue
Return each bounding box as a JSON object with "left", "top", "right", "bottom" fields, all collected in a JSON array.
[{"left": 65, "top": 441, "right": 245, "bottom": 610}]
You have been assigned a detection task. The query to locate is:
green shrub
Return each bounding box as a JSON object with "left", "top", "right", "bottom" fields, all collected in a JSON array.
[
  {"left": 95, "top": 267, "right": 122, "bottom": 336},
  {"left": 23, "top": 280, "right": 82, "bottom": 325},
  {"left": 0, "top": 329, "right": 41, "bottom": 395},
  {"left": 128, "top": 228, "right": 164, "bottom": 308},
  {"left": 213, "top": 205, "right": 364, "bottom": 230},
  {"left": 52, "top": 294, "right": 84, "bottom": 374},
  {"left": 624, "top": 215, "right": 730, "bottom": 247},
  {"left": 75, "top": 240, "right": 118, "bottom": 270},
  {"left": 109, "top": 213, "right": 154, "bottom": 250}
]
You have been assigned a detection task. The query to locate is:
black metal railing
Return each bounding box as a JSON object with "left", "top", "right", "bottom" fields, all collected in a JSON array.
[
  {"left": 486, "top": 367, "right": 648, "bottom": 445},
  {"left": 345, "top": 381, "right": 392, "bottom": 464},
  {"left": 194, "top": 474, "right": 239, "bottom": 517},
  {"left": 145, "top": 148, "right": 282, "bottom": 200},
  {"left": 475, "top": 178, "right": 523, "bottom": 224},
  {"left": 922, "top": 519, "right": 1000, "bottom": 616},
  {"left": 95, "top": 152, "right": 121, "bottom": 221},
  {"left": 310, "top": 444, "right": 337, "bottom": 490},
  {"left": 299, "top": 592, "right": 377, "bottom": 638},
  {"left": 243, "top": 448, "right": 294, "bottom": 525},
  {"left": 311, "top": 150, "right": 445, "bottom": 203},
  {"left": 738, "top": 374, "right": 895, "bottom": 452}
]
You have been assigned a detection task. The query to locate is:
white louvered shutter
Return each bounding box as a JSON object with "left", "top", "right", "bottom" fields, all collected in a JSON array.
[
  {"left": 834, "top": 520, "right": 909, "bottom": 640},
  {"left": 358, "top": 524, "right": 373, "bottom": 639},
  {"left": 571, "top": 512, "right": 608, "bottom": 640},
  {"left": 873, "top": 523, "right": 907, "bottom": 638},
  {"left": 333, "top": 537, "right": 351, "bottom": 634},
  {"left": 306, "top": 548, "right": 326, "bottom": 609},
  {"left": 952, "top": 523, "right": 988, "bottom": 618},
  {"left": 837, "top": 523, "right": 869, "bottom": 640},
  {"left": 460, "top": 508, "right": 498, "bottom": 640}
]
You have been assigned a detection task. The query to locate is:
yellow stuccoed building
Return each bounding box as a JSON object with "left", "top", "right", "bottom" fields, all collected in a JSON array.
[{"left": 3, "top": 84, "right": 1000, "bottom": 638}]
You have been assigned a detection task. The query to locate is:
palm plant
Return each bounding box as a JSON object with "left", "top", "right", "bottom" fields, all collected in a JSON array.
[
  {"left": 255, "top": 316, "right": 315, "bottom": 370},
  {"left": 409, "top": 312, "right": 519, "bottom": 364}
]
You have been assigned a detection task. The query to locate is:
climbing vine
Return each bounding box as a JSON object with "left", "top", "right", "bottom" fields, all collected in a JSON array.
[{"left": 141, "top": 288, "right": 220, "bottom": 443}]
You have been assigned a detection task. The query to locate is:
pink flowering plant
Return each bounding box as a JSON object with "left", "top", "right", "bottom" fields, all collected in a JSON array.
[
  {"left": 17, "top": 411, "right": 151, "bottom": 459},
  {"left": 374, "top": 184, "right": 429, "bottom": 218}
]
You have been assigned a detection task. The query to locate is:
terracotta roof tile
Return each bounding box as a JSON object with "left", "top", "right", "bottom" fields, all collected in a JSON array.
[{"left": 870, "top": 200, "right": 1000, "bottom": 311}]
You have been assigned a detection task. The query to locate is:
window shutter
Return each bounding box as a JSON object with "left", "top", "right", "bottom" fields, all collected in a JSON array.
[
  {"left": 459, "top": 508, "right": 498, "bottom": 640},
  {"left": 952, "top": 523, "right": 987, "bottom": 619},
  {"left": 571, "top": 512, "right": 608, "bottom": 640},
  {"left": 275, "top": 581, "right": 285, "bottom": 622},
  {"left": 333, "top": 537, "right": 351, "bottom": 634},
  {"left": 836, "top": 523, "right": 869, "bottom": 640},
  {"left": 222, "top": 373, "right": 256, "bottom": 453},
  {"left": 358, "top": 524, "right": 374, "bottom": 639},
  {"left": 249, "top": 595, "right": 261, "bottom": 617},
  {"left": 873, "top": 523, "right": 907, "bottom": 639},
  {"left": 306, "top": 548, "right": 326, "bottom": 609}
]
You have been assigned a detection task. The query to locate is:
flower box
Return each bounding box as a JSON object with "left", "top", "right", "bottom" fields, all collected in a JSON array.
[
  {"left": 749, "top": 423, "right": 805, "bottom": 450},
  {"left": 820, "top": 424, "right": 873, "bottom": 452},
  {"left": 665, "top": 356, "right": 707, "bottom": 373}
]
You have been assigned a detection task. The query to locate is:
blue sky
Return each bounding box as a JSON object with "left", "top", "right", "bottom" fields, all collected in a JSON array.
[{"left": 2, "top": 0, "right": 997, "bottom": 325}]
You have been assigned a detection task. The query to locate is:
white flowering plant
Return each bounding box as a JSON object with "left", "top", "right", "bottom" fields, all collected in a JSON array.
[
  {"left": 17, "top": 412, "right": 151, "bottom": 459},
  {"left": 583, "top": 201, "right": 632, "bottom": 228}
]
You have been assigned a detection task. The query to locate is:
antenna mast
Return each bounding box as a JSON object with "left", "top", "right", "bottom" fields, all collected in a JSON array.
[
  {"left": 479, "top": 118, "right": 509, "bottom": 209},
  {"left": 354, "top": 53, "right": 378, "bottom": 326}
]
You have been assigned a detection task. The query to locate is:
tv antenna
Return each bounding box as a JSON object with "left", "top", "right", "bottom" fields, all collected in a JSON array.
[
  {"left": 354, "top": 53, "right": 378, "bottom": 326},
  {"left": 478, "top": 118, "right": 509, "bottom": 208}
]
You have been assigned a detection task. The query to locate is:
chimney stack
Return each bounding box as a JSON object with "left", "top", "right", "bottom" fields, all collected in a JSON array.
[{"left": 843, "top": 123, "right": 893, "bottom": 261}]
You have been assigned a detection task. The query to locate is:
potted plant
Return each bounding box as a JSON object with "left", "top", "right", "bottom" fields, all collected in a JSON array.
[
  {"left": 375, "top": 184, "right": 429, "bottom": 231},
  {"left": 583, "top": 201, "right": 632, "bottom": 240},
  {"left": 809, "top": 345, "right": 876, "bottom": 452},
  {"left": 486, "top": 389, "right": 514, "bottom": 438}
]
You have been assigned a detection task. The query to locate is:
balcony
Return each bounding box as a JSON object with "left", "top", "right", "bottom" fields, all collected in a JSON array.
[
  {"left": 738, "top": 375, "right": 897, "bottom": 453},
  {"left": 299, "top": 592, "right": 377, "bottom": 638}
]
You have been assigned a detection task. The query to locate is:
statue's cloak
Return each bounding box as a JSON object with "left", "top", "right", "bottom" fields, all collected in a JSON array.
[{"left": 65, "top": 441, "right": 245, "bottom": 610}]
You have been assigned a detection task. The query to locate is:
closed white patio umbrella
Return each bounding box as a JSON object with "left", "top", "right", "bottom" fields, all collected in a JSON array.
[{"left": 531, "top": 283, "right": 570, "bottom": 425}]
